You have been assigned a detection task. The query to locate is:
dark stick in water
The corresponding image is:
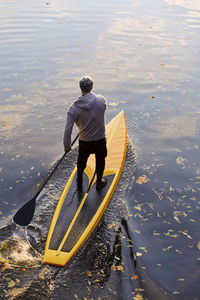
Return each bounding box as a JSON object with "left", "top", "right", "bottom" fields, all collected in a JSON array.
[{"left": 13, "top": 134, "right": 79, "bottom": 226}]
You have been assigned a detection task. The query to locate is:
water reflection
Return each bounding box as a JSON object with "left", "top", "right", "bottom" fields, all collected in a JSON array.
[
  {"left": 1, "top": 0, "right": 200, "bottom": 298},
  {"left": 149, "top": 114, "right": 198, "bottom": 149},
  {"left": 166, "top": 0, "right": 200, "bottom": 11}
]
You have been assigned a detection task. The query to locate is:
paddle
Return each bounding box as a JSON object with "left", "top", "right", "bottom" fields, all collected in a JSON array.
[{"left": 13, "top": 134, "right": 79, "bottom": 226}]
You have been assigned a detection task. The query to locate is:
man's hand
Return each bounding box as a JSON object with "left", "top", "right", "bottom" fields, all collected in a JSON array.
[{"left": 64, "top": 146, "right": 72, "bottom": 153}]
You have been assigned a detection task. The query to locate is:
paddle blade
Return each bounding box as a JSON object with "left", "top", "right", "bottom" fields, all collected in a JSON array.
[{"left": 13, "top": 198, "right": 36, "bottom": 226}]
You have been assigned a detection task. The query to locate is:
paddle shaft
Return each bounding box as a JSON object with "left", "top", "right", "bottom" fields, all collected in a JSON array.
[
  {"left": 31, "top": 134, "right": 79, "bottom": 199},
  {"left": 13, "top": 134, "right": 79, "bottom": 226},
  {"left": 39, "top": 136, "right": 79, "bottom": 196},
  {"left": 87, "top": 169, "right": 96, "bottom": 193}
]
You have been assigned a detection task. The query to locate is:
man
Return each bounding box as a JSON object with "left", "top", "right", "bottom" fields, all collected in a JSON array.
[{"left": 63, "top": 76, "right": 107, "bottom": 190}]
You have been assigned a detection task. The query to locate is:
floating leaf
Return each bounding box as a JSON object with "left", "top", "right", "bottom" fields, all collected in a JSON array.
[
  {"left": 109, "top": 102, "right": 119, "bottom": 107},
  {"left": 116, "top": 265, "right": 124, "bottom": 272},
  {"left": 180, "top": 231, "right": 192, "bottom": 239},
  {"left": 139, "top": 247, "right": 147, "bottom": 253},
  {"left": 172, "top": 291, "right": 180, "bottom": 295},
  {"left": 175, "top": 249, "right": 182, "bottom": 254},
  {"left": 162, "top": 246, "right": 173, "bottom": 252},
  {"left": 173, "top": 211, "right": 187, "bottom": 223},
  {"left": 120, "top": 100, "right": 130, "bottom": 104},
  {"left": 136, "top": 252, "right": 143, "bottom": 257},
  {"left": 166, "top": 196, "right": 174, "bottom": 203},
  {"left": 136, "top": 288, "right": 145, "bottom": 292},
  {"left": 111, "top": 264, "right": 116, "bottom": 271},
  {"left": 136, "top": 175, "right": 149, "bottom": 184},
  {"left": 107, "top": 221, "right": 119, "bottom": 230},
  {"left": 146, "top": 202, "right": 154, "bottom": 210},
  {"left": 153, "top": 232, "right": 160, "bottom": 236},
  {"left": 154, "top": 190, "right": 164, "bottom": 200},
  {"left": 164, "top": 229, "right": 179, "bottom": 238},
  {"left": 134, "top": 293, "right": 144, "bottom": 300},
  {"left": 0, "top": 259, "right": 12, "bottom": 272},
  {"left": 176, "top": 156, "right": 186, "bottom": 166},
  {"left": 87, "top": 271, "right": 92, "bottom": 277},
  {"left": 197, "top": 242, "right": 200, "bottom": 250},
  {"left": 132, "top": 275, "right": 139, "bottom": 280},
  {"left": 133, "top": 204, "right": 143, "bottom": 211},
  {"left": 8, "top": 280, "right": 16, "bottom": 288},
  {"left": 190, "top": 219, "right": 196, "bottom": 223}
]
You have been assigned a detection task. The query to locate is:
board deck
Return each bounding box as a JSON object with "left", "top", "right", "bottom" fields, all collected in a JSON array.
[{"left": 44, "top": 110, "right": 127, "bottom": 266}]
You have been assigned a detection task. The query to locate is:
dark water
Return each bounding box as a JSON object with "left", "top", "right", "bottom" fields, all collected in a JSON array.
[{"left": 0, "top": 0, "right": 200, "bottom": 299}]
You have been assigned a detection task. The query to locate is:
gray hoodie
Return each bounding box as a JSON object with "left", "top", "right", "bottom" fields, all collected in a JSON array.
[{"left": 63, "top": 92, "right": 106, "bottom": 151}]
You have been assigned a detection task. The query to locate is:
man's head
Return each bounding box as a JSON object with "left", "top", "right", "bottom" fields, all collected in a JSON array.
[{"left": 79, "top": 76, "right": 93, "bottom": 94}]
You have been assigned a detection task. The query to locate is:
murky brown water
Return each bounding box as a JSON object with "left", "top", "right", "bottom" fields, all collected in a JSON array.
[{"left": 1, "top": 0, "right": 200, "bottom": 299}]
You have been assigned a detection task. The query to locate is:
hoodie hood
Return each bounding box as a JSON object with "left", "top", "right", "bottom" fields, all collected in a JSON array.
[{"left": 74, "top": 92, "right": 96, "bottom": 111}]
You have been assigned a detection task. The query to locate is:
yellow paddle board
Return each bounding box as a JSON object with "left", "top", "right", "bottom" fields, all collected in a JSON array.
[{"left": 44, "top": 110, "right": 127, "bottom": 266}]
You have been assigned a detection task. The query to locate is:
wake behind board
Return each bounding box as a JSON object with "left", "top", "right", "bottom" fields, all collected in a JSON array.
[{"left": 44, "top": 111, "right": 127, "bottom": 266}]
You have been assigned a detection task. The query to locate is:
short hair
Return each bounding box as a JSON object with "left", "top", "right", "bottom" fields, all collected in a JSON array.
[{"left": 79, "top": 76, "right": 93, "bottom": 93}]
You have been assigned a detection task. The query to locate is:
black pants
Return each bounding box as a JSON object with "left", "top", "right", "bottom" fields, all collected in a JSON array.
[{"left": 77, "top": 138, "right": 107, "bottom": 184}]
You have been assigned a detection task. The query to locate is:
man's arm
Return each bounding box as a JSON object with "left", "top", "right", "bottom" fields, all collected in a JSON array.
[{"left": 63, "top": 112, "right": 74, "bottom": 152}]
